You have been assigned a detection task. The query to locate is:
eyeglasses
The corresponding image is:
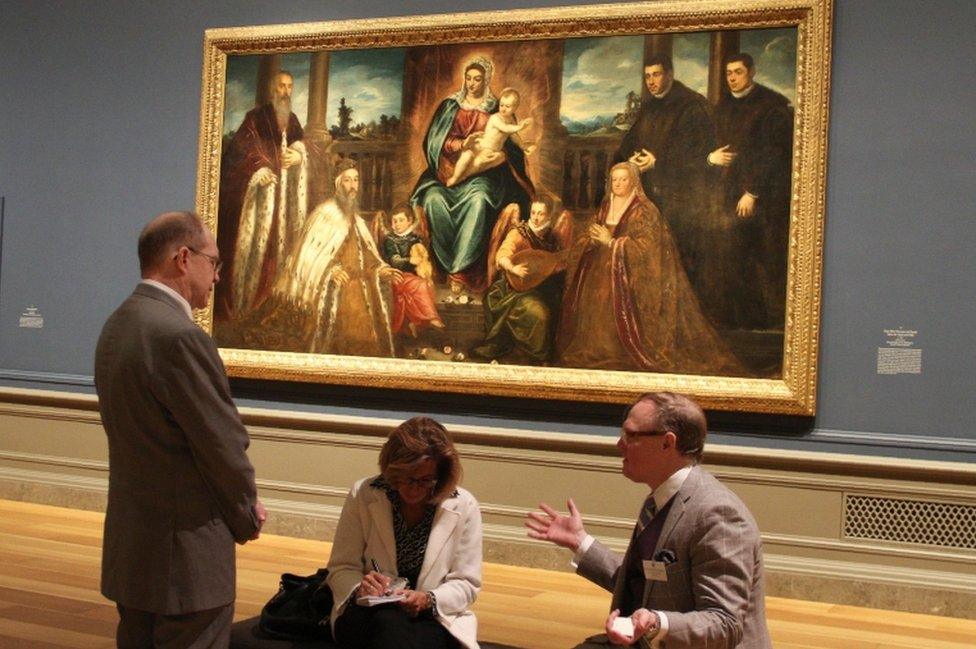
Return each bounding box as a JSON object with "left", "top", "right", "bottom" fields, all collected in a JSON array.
[
  {"left": 620, "top": 429, "right": 670, "bottom": 444},
  {"left": 398, "top": 476, "right": 438, "bottom": 489},
  {"left": 187, "top": 247, "right": 223, "bottom": 273}
]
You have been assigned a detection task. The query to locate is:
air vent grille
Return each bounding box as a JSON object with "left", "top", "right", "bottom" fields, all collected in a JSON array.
[{"left": 844, "top": 495, "right": 976, "bottom": 550}]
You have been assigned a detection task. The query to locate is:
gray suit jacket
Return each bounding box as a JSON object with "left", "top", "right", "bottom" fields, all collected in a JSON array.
[
  {"left": 577, "top": 466, "right": 771, "bottom": 649},
  {"left": 95, "top": 283, "right": 259, "bottom": 614}
]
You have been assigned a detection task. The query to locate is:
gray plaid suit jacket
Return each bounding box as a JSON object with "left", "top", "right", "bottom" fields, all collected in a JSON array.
[
  {"left": 576, "top": 466, "right": 771, "bottom": 649},
  {"left": 95, "top": 283, "right": 259, "bottom": 614}
]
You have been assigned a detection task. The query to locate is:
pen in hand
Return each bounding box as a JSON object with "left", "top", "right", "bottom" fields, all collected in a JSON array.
[{"left": 369, "top": 559, "right": 390, "bottom": 595}]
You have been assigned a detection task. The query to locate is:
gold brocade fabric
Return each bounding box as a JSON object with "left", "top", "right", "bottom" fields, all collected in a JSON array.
[
  {"left": 557, "top": 196, "right": 740, "bottom": 376},
  {"left": 321, "top": 226, "right": 394, "bottom": 357}
]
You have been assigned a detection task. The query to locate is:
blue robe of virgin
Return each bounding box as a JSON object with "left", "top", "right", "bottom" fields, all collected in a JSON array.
[{"left": 410, "top": 98, "right": 534, "bottom": 276}]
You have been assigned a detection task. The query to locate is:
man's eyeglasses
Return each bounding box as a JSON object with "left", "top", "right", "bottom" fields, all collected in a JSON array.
[
  {"left": 620, "top": 429, "right": 670, "bottom": 444},
  {"left": 187, "top": 247, "right": 223, "bottom": 273},
  {"left": 399, "top": 477, "right": 438, "bottom": 489}
]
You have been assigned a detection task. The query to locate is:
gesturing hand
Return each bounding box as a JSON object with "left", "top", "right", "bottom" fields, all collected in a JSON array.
[
  {"left": 736, "top": 192, "right": 756, "bottom": 218},
  {"left": 255, "top": 167, "right": 277, "bottom": 186},
  {"left": 462, "top": 131, "right": 484, "bottom": 151},
  {"left": 708, "top": 144, "right": 737, "bottom": 167},
  {"left": 332, "top": 268, "right": 351, "bottom": 286},
  {"left": 629, "top": 148, "right": 656, "bottom": 171},
  {"left": 281, "top": 148, "right": 303, "bottom": 169},
  {"left": 525, "top": 498, "right": 587, "bottom": 551}
]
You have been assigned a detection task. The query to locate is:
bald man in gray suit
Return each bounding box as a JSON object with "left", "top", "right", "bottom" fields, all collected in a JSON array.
[
  {"left": 526, "top": 392, "right": 770, "bottom": 649},
  {"left": 95, "top": 211, "right": 266, "bottom": 648}
]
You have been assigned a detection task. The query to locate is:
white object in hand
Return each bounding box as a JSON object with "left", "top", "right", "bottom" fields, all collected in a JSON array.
[
  {"left": 356, "top": 593, "right": 406, "bottom": 606},
  {"left": 612, "top": 616, "right": 635, "bottom": 637}
]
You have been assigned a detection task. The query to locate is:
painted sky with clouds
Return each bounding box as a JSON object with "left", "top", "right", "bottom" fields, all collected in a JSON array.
[
  {"left": 560, "top": 36, "right": 643, "bottom": 123},
  {"left": 741, "top": 28, "right": 797, "bottom": 102},
  {"left": 326, "top": 49, "right": 405, "bottom": 128}
]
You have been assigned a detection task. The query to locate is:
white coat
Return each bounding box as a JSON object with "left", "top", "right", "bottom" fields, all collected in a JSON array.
[{"left": 327, "top": 477, "right": 483, "bottom": 649}]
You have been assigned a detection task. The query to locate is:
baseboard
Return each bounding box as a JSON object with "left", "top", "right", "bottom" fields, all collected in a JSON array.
[{"left": 764, "top": 558, "right": 976, "bottom": 619}]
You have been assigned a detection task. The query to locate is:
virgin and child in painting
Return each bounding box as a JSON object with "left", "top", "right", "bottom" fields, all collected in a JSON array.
[
  {"left": 409, "top": 56, "right": 534, "bottom": 295},
  {"left": 213, "top": 35, "right": 795, "bottom": 380}
]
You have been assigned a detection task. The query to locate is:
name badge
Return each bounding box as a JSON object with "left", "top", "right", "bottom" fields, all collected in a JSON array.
[{"left": 642, "top": 559, "right": 668, "bottom": 582}]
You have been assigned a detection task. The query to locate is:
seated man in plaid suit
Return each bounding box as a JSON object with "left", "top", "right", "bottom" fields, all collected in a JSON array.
[{"left": 526, "top": 392, "right": 771, "bottom": 649}]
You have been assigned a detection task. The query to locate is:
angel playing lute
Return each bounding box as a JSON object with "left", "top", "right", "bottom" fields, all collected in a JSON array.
[{"left": 472, "top": 201, "right": 572, "bottom": 363}]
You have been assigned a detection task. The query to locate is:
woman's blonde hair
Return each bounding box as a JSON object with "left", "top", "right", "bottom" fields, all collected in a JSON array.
[{"left": 379, "top": 417, "right": 462, "bottom": 504}]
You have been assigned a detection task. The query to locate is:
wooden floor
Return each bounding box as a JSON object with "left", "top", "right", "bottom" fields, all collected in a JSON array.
[{"left": 0, "top": 500, "right": 974, "bottom": 648}]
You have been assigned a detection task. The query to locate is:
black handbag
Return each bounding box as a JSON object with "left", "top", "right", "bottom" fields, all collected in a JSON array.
[{"left": 258, "top": 568, "right": 335, "bottom": 642}]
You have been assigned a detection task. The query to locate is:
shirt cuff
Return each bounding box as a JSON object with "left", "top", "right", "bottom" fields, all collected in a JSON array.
[{"left": 570, "top": 534, "right": 595, "bottom": 567}]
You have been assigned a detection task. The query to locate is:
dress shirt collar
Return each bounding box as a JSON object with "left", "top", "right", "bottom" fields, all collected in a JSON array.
[
  {"left": 528, "top": 221, "right": 552, "bottom": 236},
  {"left": 140, "top": 279, "right": 193, "bottom": 320},
  {"left": 731, "top": 83, "right": 756, "bottom": 99},
  {"left": 391, "top": 222, "right": 417, "bottom": 237},
  {"left": 651, "top": 78, "right": 673, "bottom": 100},
  {"left": 650, "top": 465, "right": 693, "bottom": 511}
]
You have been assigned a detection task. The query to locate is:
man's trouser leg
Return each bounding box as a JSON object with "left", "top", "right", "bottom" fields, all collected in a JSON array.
[{"left": 116, "top": 602, "right": 234, "bottom": 649}]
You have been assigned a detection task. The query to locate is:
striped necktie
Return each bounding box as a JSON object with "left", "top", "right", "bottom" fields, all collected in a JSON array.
[{"left": 635, "top": 495, "right": 657, "bottom": 536}]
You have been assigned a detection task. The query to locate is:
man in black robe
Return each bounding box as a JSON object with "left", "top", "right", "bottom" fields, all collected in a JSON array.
[
  {"left": 615, "top": 54, "right": 717, "bottom": 301},
  {"left": 709, "top": 53, "right": 794, "bottom": 330}
]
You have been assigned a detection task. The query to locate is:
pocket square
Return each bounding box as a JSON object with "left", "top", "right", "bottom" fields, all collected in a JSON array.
[{"left": 653, "top": 549, "right": 677, "bottom": 564}]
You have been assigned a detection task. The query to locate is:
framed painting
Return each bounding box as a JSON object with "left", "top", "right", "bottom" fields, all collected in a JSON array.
[{"left": 195, "top": 0, "right": 833, "bottom": 414}]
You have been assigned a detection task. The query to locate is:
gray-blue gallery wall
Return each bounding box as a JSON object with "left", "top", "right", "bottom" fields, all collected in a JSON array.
[{"left": 0, "top": 0, "right": 973, "bottom": 461}]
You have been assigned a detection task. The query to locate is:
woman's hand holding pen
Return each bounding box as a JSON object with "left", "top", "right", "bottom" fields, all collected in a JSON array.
[{"left": 357, "top": 570, "right": 392, "bottom": 597}]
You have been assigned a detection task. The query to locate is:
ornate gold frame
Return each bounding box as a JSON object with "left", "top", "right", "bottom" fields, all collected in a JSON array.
[{"left": 195, "top": 0, "right": 833, "bottom": 415}]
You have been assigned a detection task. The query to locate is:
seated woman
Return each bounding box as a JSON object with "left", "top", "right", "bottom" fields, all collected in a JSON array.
[{"left": 327, "top": 417, "right": 482, "bottom": 649}]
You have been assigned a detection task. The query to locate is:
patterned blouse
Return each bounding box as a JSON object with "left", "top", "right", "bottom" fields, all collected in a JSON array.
[{"left": 370, "top": 476, "right": 458, "bottom": 589}]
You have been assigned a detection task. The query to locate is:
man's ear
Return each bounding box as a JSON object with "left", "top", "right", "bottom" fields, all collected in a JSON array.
[
  {"left": 173, "top": 246, "right": 190, "bottom": 274},
  {"left": 662, "top": 431, "right": 678, "bottom": 451}
]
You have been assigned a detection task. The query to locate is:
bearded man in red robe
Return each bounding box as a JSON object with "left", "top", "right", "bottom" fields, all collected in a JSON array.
[{"left": 215, "top": 70, "right": 308, "bottom": 322}]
